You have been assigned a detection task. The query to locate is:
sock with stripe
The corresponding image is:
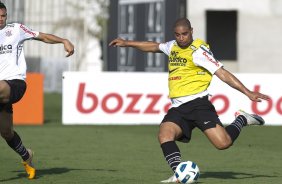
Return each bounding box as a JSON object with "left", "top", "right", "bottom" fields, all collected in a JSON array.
[
  {"left": 160, "top": 141, "right": 181, "bottom": 172},
  {"left": 225, "top": 115, "right": 247, "bottom": 142},
  {"left": 6, "top": 131, "right": 30, "bottom": 161}
]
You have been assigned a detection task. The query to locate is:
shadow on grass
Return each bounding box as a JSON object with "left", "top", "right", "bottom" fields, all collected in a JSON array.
[
  {"left": 200, "top": 171, "right": 277, "bottom": 180},
  {"left": 0, "top": 167, "right": 117, "bottom": 182}
]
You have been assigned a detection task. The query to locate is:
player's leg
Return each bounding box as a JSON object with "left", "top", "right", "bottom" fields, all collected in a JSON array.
[
  {"left": 204, "top": 110, "right": 265, "bottom": 149},
  {"left": 158, "top": 121, "right": 183, "bottom": 172},
  {"left": 0, "top": 110, "right": 36, "bottom": 179},
  {"left": 158, "top": 105, "right": 196, "bottom": 183},
  {"left": 0, "top": 80, "right": 30, "bottom": 159},
  {"left": 158, "top": 105, "right": 192, "bottom": 174},
  {"left": 224, "top": 110, "right": 265, "bottom": 142},
  {"left": 158, "top": 121, "right": 183, "bottom": 183},
  {"left": 0, "top": 80, "right": 11, "bottom": 103},
  {"left": 193, "top": 97, "right": 233, "bottom": 149},
  {"left": 0, "top": 80, "right": 35, "bottom": 179},
  {"left": 0, "top": 110, "right": 30, "bottom": 160},
  {"left": 201, "top": 108, "right": 246, "bottom": 149},
  {"left": 204, "top": 124, "right": 233, "bottom": 149}
]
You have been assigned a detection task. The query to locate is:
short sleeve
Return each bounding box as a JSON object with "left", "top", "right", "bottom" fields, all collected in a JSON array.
[
  {"left": 18, "top": 24, "right": 39, "bottom": 40},
  {"left": 159, "top": 40, "right": 175, "bottom": 56},
  {"left": 192, "top": 45, "right": 223, "bottom": 74}
]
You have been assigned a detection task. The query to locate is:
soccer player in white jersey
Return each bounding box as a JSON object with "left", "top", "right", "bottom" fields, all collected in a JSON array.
[
  {"left": 0, "top": 2, "right": 74, "bottom": 179},
  {"left": 109, "top": 18, "right": 269, "bottom": 183}
]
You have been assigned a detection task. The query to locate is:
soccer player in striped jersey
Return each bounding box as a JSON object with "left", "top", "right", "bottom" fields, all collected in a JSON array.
[
  {"left": 109, "top": 18, "right": 269, "bottom": 183},
  {"left": 0, "top": 2, "right": 74, "bottom": 179}
]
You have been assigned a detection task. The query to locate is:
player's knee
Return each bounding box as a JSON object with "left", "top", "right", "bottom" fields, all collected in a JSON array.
[
  {"left": 158, "top": 128, "right": 177, "bottom": 144},
  {"left": 158, "top": 131, "right": 174, "bottom": 144},
  {"left": 215, "top": 136, "right": 233, "bottom": 150},
  {"left": 215, "top": 139, "right": 233, "bottom": 150},
  {"left": 158, "top": 122, "right": 182, "bottom": 144},
  {"left": 0, "top": 92, "right": 9, "bottom": 103},
  {"left": 0, "top": 82, "right": 10, "bottom": 103}
]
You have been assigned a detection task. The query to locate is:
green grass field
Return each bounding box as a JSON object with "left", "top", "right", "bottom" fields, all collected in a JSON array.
[{"left": 0, "top": 93, "right": 281, "bottom": 184}]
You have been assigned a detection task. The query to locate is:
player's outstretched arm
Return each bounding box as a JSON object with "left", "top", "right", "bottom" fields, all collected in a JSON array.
[
  {"left": 35, "top": 32, "right": 74, "bottom": 57},
  {"left": 109, "top": 38, "right": 161, "bottom": 53},
  {"left": 215, "top": 67, "right": 270, "bottom": 102}
]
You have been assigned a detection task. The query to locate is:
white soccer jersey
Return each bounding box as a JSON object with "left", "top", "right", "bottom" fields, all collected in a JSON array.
[{"left": 0, "top": 23, "right": 39, "bottom": 80}]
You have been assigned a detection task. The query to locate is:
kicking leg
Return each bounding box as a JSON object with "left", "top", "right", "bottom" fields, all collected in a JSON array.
[
  {"left": 204, "top": 124, "right": 233, "bottom": 150},
  {"left": 225, "top": 110, "right": 265, "bottom": 142},
  {"left": 205, "top": 110, "right": 265, "bottom": 149}
]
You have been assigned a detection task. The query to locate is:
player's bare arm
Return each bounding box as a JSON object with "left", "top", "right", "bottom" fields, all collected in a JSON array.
[
  {"left": 36, "top": 32, "right": 74, "bottom": 57},
  {"left": 215, "top": 67, "right": 270, "bottom": 102},
  {"left": 109, "top": 38, "right": 161, "bottom": 53}
]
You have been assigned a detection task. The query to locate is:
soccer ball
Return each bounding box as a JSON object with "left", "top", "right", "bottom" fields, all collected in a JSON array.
[{"left": 175, "top": 161, "right": 200, "bottom": 184}]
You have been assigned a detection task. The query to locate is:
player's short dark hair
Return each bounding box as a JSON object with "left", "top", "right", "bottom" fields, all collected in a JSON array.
[
  {"left": 0, "top": 1, "right": 7, "bottom": 10},
  {"left": 174, "top": 18, "right": 192, "bottom": 29}
]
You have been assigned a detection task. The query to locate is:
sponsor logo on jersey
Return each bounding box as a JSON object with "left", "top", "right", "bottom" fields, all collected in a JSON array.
[
  {"left": 169, "top": 76, "right": 181, "bottom": 81},
  {"left": 200, "top": 46, "right": 220, "bottom": 67},
  {"left": 202, "top": 51, "right": 219, "bottom": 67},
  {"left": 169, "top": 68, "right": 178, "bottom": 73},
  {"left": 20, "top": 24, "right": 36, "bottom": 37},
  {"left": 169, "top": 51, "right": 187, "bottom": 66},
  {"left": 0, "top": 44, "right": 12, "bottom": 54},
  {"left": 197, "top": 71, "right": 206, "bottom": 75}
]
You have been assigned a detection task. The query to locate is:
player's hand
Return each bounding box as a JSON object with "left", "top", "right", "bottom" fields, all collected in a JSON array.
[
  {"left": 109, "top": 38, "right": 126, "bottom": 47},
  {"left": 63, "top": 40, "right": 74, "bottom": 57},
  {"left": 247, "top": 91, "right": 270, "bottom": 102}
]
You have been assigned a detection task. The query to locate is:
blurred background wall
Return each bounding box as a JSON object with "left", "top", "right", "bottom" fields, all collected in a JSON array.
[
  {"left": 188, "top": 0, "right": 282, "bottom": 73},
  {"left": 107, "top": 0, "right": 186, "bottom": 72},
  {"left": 1, "top": 0, "right": 282, "bottom": 92}
]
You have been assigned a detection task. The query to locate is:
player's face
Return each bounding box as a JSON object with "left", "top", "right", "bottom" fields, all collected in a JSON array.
[
  {"left": 174, "top": 26, "right": 193, "bottom": 48},
  {"left": 0, "top": 8, "right": 7, "bottom": 30}
]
